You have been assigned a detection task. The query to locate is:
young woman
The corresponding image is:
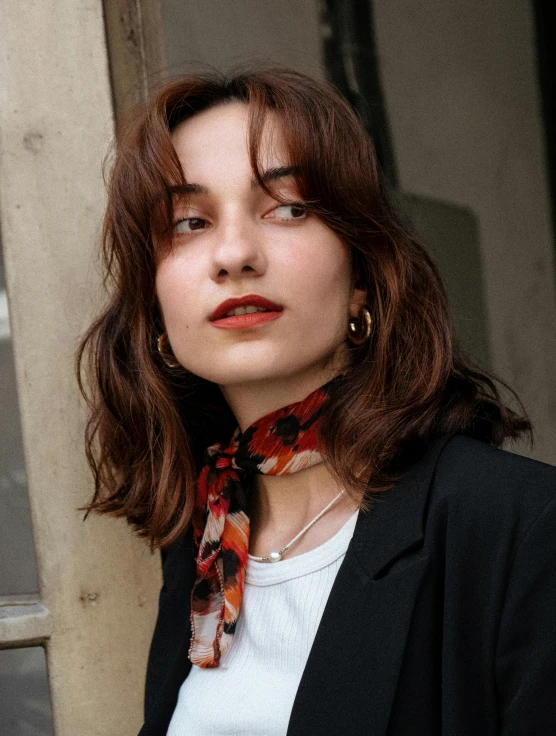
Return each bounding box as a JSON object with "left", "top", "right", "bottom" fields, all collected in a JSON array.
[{"left": 78, "top": 68, "right": 556, "bottom": 735}]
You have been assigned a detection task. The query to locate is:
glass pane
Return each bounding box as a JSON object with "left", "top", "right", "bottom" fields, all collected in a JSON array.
[
  {"left": 0, "top": 233, "right": 39, "bottom": 596},
  {"left": 0, "top": 647, "right": 54, "bottom": 736}
]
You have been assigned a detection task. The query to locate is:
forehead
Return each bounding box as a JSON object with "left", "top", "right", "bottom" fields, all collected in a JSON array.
[{"left": 170, "top": 101, "right": 289, "bottom": 178}]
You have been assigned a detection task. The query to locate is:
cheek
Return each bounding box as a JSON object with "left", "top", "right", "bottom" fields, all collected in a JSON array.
[
  {"left": 155, "top": 257, "right": 195, "bottom": 327},
  {"left": 289, "top": 234, "right": 352, "bottom": 313}
]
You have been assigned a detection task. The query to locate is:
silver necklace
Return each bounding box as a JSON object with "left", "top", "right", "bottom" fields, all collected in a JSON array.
[{"left": 247, "top": 488, "right": 346, "bottom": 563}]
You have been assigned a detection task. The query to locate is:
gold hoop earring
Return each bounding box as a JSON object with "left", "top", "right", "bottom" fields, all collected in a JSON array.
[
  {"left": 347, "top": 308, "right": 372, "bottom": 345},
  {"left": 157, "top": 332, "right": 181, "bottom": 369}
]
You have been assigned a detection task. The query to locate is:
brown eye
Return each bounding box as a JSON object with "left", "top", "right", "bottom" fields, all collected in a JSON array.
[
  {"left": 174, "top": 217, "right": 208, "bottom": 233},
  {"left": 273, "top": 203, "right": 308, "bottom": 220}
]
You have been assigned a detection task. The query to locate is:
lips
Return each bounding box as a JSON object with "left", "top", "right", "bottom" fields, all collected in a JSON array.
[{"left": 209, "top": 294, "right": 283, "bottom": 322}]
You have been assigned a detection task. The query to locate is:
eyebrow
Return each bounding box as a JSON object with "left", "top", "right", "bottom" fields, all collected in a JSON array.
[{"left": 169, "top": 165, "right": 299, "bottom": 197}]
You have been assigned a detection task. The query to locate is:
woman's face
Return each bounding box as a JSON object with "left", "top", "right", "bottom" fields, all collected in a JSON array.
[{"left": 155, "top": 101, "right": 365, "bottom": 389}]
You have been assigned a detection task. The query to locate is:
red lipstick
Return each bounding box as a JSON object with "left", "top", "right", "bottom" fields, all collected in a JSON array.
[{"left": 209, "top": 294, "right": 283, "bottom": 330}]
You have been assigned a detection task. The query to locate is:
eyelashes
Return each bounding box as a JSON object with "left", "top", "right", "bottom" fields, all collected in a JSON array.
[
  {"left": 173, "top": 217, "right": 208, "bottom": 234},
  {"left": 172, "top": 201, "right": 309, "bottom": 235}
]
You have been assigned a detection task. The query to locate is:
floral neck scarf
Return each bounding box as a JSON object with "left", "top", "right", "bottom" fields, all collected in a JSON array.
[{"left": 189, "top": 375, "right": 342, "bottom": 668}]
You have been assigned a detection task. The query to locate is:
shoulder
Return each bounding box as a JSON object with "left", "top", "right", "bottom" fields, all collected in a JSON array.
[
  {"left": 426, "top": 434, "right": 556, "bottom": 550},
  {"left": 433, "top": 433, "right": 556, "bottom": 509}
]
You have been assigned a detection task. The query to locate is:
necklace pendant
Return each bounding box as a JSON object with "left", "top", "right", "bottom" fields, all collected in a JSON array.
[{"left": 268, "top": 551, "right": 282, "bottom": 563}]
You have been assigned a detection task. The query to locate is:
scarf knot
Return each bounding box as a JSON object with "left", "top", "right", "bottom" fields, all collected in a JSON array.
[{"left": 188, "top": 376, "right": 342, "bottom": 668}]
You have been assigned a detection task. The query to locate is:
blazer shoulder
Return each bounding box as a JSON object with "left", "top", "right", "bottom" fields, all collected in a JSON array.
[
  {"left": 429, "top": 434, "right": 556, "bottom": 543},
  {"left": 439, "top": 432, "right": 556, "bottom": 474}
]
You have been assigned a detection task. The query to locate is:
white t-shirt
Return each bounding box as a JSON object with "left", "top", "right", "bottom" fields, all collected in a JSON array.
[{"left": 167, "top": 509, "right": 359, "bottom": 735}]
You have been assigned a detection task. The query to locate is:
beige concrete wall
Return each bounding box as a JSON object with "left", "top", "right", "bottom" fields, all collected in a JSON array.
[
  {"left": 374, "top": 0, "right": 556, "bottom": 463},
  {"left": 0, "top": 1, "right": 161, "bottom": 733},
  {"left": 162, "top": 0, "right": 325, "bottom": 77}
]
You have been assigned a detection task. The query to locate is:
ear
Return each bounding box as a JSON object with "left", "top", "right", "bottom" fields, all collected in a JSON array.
[{"left": 349, "top": 285, "right": 367, "bottom": 318}]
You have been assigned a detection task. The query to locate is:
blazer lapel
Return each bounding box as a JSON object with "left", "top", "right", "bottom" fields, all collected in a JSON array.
[{"left": 287, "top": 434, "right": 452, "bottom": 736}]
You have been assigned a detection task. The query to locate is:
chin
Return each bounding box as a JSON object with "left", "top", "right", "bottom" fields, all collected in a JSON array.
[
  {"left": 200, "top": 360, "right": 341, "bottom": 391},
  {"left": 194, "top": 364, "right": 293, "bottom": 387},
  {"left": 179, "top": 339, "right": 346, "bottom": 387}
]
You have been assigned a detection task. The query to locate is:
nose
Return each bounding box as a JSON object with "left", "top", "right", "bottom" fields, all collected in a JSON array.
[{"left": 209, "top": 214, "right": 267, "bottom": 282}]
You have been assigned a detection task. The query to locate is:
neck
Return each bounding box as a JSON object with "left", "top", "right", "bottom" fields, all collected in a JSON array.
[
  {"left": 219, "top": 363, "right": 357, "bottom": 554},
  {"left": 247, "top": 462, "right": 358, "bottom": 556},
  {"left": 250, "top": 462, "right": 336, "bottom": 523},
  {"left": 219, "top": 363, "right": 341, "bottom": 431}
]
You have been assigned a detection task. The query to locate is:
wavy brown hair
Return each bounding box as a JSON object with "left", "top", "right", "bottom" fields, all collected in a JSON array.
[{"left": 77, "top": 67, "right": 532, "bottom": 550}]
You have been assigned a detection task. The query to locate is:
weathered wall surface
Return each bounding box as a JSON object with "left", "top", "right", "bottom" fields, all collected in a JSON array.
[
  {"left": 0, "top": 1, "right": 161, "bottom": 733},
  {"left": 162, "top": 0, "right": 325, "bottom": 78},
  {"left": 374, "top": 0, "right": 556, "bottom": 462}
]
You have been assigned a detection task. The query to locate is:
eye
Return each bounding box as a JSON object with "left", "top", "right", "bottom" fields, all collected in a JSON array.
[
  {"left": 173, "top": 217, "right": 209, "bottom": 234},
  {"left": 270, "top": 203, "right": 308, "bottom": 220}
]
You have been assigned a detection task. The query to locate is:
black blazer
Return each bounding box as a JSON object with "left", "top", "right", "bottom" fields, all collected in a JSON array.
[{"left": 139, "top": 433, "right": 556, "bottom": 735}]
